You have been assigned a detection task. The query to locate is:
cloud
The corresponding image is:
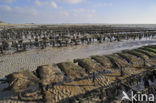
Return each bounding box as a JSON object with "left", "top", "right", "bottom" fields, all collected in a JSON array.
[
  {"left": 72, "top": 8, "right": 96, "bottom": 14},
  {"left": 58, "top": 0, "right": 84, "bottom": 4},
  {"left": 0, "top": 5, "right": 39, "bottom": 23},
  {"left": 35, "top": 0, "right": 43, "bottom": 6},
  {"left": 51, "top": 1, "right": 58, "bottom": 8},
  {"left": 0, "top": 5, "right": 11, "bottom": 11},
  {"left": 0, "top": 5, "right": 107, "bottom": 24},
  {"left": 60, "top": 11, "right": 69, "bottom": 16},
  {"left": 93, "top": 3, "right": 112, "bottom": 8},
  {"left": 13, "top": 6, "right": 38, "bottom": 16},
  {"left": 35, "top": 0, "right": 60, "bottom": 9},
  {"left": 67, "top": 8, "right": 98, "bottom": 23},
  {"left": 0, "top": 5, "right": 69, "bottom": 24},
  {"left": 0, "top": 0, "right": 16, "bottom": 3},
  {"left": 1, "top": 0, "right": 156, "bottom": 24}
]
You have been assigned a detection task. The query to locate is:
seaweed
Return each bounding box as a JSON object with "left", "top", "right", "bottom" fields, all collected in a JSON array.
[
  {"left": 105, "top": 55, "right": 120, "bottom": 69},
  {"left": 57, "top": 62, "right": 87, "bottom": 80},
  {"left": 123, "top": 50, "right": 147, "bottom": 60},
  {"left": 74, "top": 58, "right": 103, "bottom": 73},
  {"left": 5, "top": 70, "right": 39, "bottom": 92},
  {"left": 140, "top": 47, "right": 156, "bottom": 54},
  {"left": 134, "top": 49, "right": 153, "bottom": 58},
  {"left": 116, "top": 53, "right": 132, "bottom": 64},
  {"left": 91, "top": 56, "right": 106, "bottom": 66},
  {"left": 122, "top": 50, "right": 148, "bottom": 66}
]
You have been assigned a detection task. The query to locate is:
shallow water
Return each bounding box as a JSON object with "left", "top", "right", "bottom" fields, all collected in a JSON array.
[{"left": 0, "top": 38, "right": 156, "bottom": 78}]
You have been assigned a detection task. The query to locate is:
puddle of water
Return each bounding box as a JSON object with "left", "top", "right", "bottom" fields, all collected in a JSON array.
[{"left": 0, "top": 38, "right": 156, "bottom": 79}]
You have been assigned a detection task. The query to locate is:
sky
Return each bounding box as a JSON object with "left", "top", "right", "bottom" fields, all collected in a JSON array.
[{"left": 0, "top": 0, "right": 156, "bottom": 24}]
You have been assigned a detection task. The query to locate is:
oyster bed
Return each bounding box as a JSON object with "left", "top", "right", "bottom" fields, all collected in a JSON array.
[{"left": 0, "top": 45, "right": 156, "bottom": 103}]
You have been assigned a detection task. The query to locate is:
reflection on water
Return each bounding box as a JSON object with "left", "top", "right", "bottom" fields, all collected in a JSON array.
[{"left": 42, "top": 38, "right": 156, "bottom": 63}]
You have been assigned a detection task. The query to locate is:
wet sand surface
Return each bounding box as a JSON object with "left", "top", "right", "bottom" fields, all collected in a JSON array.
[{"left": 0, "top": 38, "right": 156, "bottom": 78}]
